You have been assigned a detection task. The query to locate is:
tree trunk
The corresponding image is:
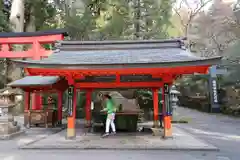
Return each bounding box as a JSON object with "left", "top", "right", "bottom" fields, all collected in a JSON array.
[
  {"left": 134, "top": 0, "right": 141, "bottom": 39},
  {"left": 8, "top": 0, "right": 25, "bottom": 82},
  {"left": 9, "top": 0, "right": 25, "bottom": 33},
  {"left": 8, "top": 0, "right": 25, "bottom": 115},
  {"left": 25, "top": 7, "right": 36, "bottom": 32}
]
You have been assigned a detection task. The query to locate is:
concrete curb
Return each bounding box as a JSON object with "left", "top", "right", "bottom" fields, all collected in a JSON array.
[
  {"left": 19, "top": 145, "right": 219, "bottom": 151},
  {"left": 0, "top": 130, "right": 25, "bottom": 140},
  {"left": 171, "top": 120, "right": 188, "bottom": 124},
  {"left": 18, "top": 127, "right": 66, "bottom": 148}
]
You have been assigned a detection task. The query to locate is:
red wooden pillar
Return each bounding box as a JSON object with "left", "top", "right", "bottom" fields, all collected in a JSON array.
[
  {"left": 57, "top": 91, "right": 63, "bottom": 123},
  {"left": 153, "top": 88, "right": 159, "bottom": 128},
  {"left": 24, "top": 92, "right": 30, "bottom": 111},
  {"left": 32, "top": 93, "right": 42, "bottom": 110},
  {"left": 31, "top": 41, "right": 42, "bottom": 110},
  {"left": 162, "top": 86, "right": 165, "bottom": 116},
  {"left": 162, "top": 84, "right": 173, "bottom": 138},
  {"left": 67, "top": 86, "right": 77, "bottom": 139},
  {"left": 73, "top": 87, "right": 77, "bottom": 119},
  {"left": 85, "top": 89, "right": 92, "bottom": 126}
]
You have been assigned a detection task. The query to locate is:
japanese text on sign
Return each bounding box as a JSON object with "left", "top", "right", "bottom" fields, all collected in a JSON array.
[{"left": 212, "top": 80, "right": 218, "bottom": 103}]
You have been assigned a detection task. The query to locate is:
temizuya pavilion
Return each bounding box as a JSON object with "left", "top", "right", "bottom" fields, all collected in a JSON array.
[{"left": 9, "top": 39, "right": 222, "bottom": 139}]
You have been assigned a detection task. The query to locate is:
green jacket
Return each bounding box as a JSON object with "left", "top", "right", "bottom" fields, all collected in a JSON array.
[{"left": 103, "top": 99, "right": 116, "bottom": 114}]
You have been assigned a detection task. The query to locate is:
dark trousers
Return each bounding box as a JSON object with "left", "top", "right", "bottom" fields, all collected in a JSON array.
[{"left": 159, "top": 115, "right": 163, "bottom": 127}]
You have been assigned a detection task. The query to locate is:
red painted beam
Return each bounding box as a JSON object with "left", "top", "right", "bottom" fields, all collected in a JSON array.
[
  {"left": 0, "top": 34, "right": 63, "bottom": 44},
  {"left": 27, "top": 65, "right": 210, "bottom": 76},
  {"left": 75, "top": 82, "right": 163, "bottom": 88},
  {"left": 0, "top": 51, "right": 32, "bottom": 58},
  {"left": 0, "top": 34, "right": 64, "bottom": 59}
]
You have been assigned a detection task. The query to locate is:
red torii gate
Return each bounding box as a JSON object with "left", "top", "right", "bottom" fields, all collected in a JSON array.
[{"left": 0, "top": 29, "right": 67, "bottom": 111}]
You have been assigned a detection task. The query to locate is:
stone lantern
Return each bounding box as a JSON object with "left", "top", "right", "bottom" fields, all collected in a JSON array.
[
  {"left": 0, "top": 88, "right": 23, "bottom": 139},
  {"left": 170, "top": 86, "right": 180, "bottom": 121}
]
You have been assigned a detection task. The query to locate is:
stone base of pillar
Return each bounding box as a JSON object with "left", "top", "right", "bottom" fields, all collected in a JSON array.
[
  {"left": 56, "top": 121, "right": 62, "bottom": 127},
  {"left": 163, "top": 129, "right": 173, "bottom": 139},
  {"left": 66, "top": 128, "right": 76, "bottom": 140},
  {"left": 151, "top": 127, "right": 162, "bottom": 136},
  {"left": 84, "top": 120, "right": 91, "bottom": 128},
  {"left": 66, "top": 117, "right": 76, "bottom": 140},
  {"left": 163, "top": 116, "right": 173, "bottom": 139},
  {"left": 153, "top": 120, "right": 160, "bottom": 128},
  {"left": 151, "top": 120, "right": 162, "bottom": 136}
]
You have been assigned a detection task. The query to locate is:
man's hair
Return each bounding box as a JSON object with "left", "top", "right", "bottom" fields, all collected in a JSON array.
[{"left": 104, "top": 94, "right": 112, "bottom": 99}]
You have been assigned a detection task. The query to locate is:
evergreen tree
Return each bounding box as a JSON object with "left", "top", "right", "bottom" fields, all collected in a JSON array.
[{"left": 0, "top": 0, "right": 11, "bottom": 32}]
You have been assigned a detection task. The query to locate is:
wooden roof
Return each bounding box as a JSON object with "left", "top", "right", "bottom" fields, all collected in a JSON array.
[
  {"left": 12, "top": 39, "right": 222, "bottom": 69},
  {"left": 7, "top": 76, "right": 60, "bottom": 87}
]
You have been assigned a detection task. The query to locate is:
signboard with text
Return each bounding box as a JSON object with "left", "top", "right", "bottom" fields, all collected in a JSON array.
[
  {"left": 209, "top": 66, "right": 221, "bottom": 113},
  {"left": 163, "top": 83, "right": 171, "bottom": 115},
  {"left": 68, "top": 86, "right": 74, "bottom": 116}
]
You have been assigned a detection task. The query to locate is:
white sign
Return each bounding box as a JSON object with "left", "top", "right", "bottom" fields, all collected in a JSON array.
[
  {"left": 91, "top": 101, "right": 94, "bottom": 110},
  {"left": 212, "top": 80, "right": 218, "bottom": 103}
]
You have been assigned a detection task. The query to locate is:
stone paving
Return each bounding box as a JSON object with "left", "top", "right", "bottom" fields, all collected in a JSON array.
[
  {"left": 0, "top": 108, "right": 239, "bottom": 159},
  {"left": 19, "top": 125, "right": 218, "bottom": 151}
]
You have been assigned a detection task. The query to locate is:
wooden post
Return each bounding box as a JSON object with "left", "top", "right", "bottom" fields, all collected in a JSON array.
[
  {"left": 153, "top": 88, "right": 159, "bottom": 128},
  {"left": 57, "top": 91, "right": 63, "bottom": 124},
  {"left": 85, "top": 89, "right": 92, "bottom": 127},
  {"left": 163, "top": 84, "right": 173, "bottom": 138}
]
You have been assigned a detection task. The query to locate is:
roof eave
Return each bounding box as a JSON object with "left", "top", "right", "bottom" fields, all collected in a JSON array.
[
  {"left": 12, "top": 57, "right": 222, "bottom": 69},
  {"left": 7, "top": 76, "right": 61, "bottom": 88}
]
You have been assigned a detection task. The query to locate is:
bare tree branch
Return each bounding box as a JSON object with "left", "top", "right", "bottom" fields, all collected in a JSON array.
[
  {"left": 173, "top": 0, "right": 213, "bottom": 35},
  {"left": 191, "top": 0, "right": 212, "bottom": 17}
]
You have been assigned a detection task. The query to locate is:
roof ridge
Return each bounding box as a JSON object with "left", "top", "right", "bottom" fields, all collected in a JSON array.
[
  {"left": 57, "top": 38, "right": 185, "bottom": 45},
  {"left": 55, "top": 39, "right": 185, "bottom": 51}
]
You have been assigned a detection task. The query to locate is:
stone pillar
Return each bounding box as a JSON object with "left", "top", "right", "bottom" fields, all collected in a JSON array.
[{"left": 152, "top": 88, "right": 159, "bottom": 128}]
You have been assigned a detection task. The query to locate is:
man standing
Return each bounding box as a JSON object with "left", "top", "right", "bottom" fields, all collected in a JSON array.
[{"left": 101, "top": 94, "right": 116, "bottom": 137}]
